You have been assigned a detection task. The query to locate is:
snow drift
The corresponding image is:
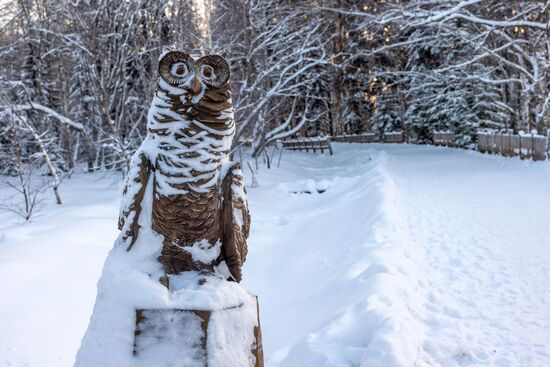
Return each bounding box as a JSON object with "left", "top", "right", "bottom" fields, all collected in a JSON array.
[{"left": 244, "top": 148, "right": 423, "bottom": 367}]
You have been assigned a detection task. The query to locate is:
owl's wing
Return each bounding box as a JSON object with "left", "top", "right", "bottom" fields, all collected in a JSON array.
[
  {"left": 220, "top": 162, "right": 251, "bottom": 282},
  {"left": 118, "top": 151, "right": 151, "bottom": 250}
]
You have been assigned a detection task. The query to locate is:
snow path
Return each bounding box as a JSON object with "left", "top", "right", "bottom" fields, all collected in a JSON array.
[
  {"left": 1, "top": 144, "right": 549, "bottom": 367},
  {"left": 380, "top": 144, "right": 550, "bottom": 367},
  {"left": 243, "top": 146, "right": 421, "bottom": 367}
]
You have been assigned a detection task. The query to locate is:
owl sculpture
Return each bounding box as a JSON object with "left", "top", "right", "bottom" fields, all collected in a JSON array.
[{"left": 117, "top": 49, "right": 251, "bottom": 283}]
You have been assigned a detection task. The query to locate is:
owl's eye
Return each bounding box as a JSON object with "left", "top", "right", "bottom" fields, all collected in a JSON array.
[
  {"left": 159, "top": 51, "right": 195, "bottom": 87},
  {"left": 201, "top": 65, "right": 214, "bottom": 79},
  {"left": 171, "top": 62, "right": 189, "bottom": 77},
  {"left": 197, "top": 55, "right": 229, "bottom": 87}
]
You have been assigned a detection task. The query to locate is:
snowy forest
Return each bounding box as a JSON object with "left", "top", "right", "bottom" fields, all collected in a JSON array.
[
  {"left": 1, "top": 0, "right": 549, "bottom": 176},
  {"left": 2, "top": 2, "right": 550, "bottom": 367}
]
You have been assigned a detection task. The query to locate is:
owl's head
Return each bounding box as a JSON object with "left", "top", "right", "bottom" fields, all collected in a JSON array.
[
  {"left": 158, "top": 50, "right": 230, "bottom": 104},
  {"left": 155, "top": 49, "right": 233, "bottom": 126}
]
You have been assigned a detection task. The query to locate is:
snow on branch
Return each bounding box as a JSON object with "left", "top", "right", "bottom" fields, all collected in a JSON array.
[{"left": 1, "top": 103, "right": 85, "bottom": 131}]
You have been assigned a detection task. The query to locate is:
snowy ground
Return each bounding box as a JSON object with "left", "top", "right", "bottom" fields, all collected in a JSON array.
[{"left": 1, "top": 143, "right": 549, "bottom": 367}]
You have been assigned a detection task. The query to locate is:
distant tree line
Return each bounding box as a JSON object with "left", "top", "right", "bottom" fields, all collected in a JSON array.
[
  {"left": 350, "top": 1, "right": 550, "bottom": 148},
  {"left": 0, "top": 0, "right": 548, "bottom": 181}
]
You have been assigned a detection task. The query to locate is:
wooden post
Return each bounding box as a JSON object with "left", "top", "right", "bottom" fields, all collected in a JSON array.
[
  {"left": 531, "top": 133, "right": 535, "bottom": 160},
  {"left": 519, "top": 135, "right": 523, "bottom": 158}
]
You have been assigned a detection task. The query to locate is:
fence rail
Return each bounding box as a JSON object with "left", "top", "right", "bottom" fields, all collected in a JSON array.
[
  {"left": 478, "top": 133, "right": 548, "bottom": 161},
  {"left": 280, "top": 136, "right": 333, "bottom": 155}
]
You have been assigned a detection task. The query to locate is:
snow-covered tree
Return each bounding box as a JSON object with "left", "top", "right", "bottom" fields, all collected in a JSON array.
[{"left": 0, "top": 0, "right": 549, "bottom": 173}]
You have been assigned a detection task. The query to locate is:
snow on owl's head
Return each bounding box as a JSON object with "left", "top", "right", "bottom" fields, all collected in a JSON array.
[{"left": 155, "top": 49, "right": 233, "bottom": 126}]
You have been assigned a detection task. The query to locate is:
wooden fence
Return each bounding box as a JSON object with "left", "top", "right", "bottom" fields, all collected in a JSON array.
[
  {"left": 332, "top": 133, "right": 376, "bottom": 143},
  {"left": 283, "top": 131, "right": 549, "bottom": 161},
  {"left": 478, "top": 133, "right": 548, "bottom": 161},
  {"left": 280, "top": 136, "right": 333, "bottom": 155},
  {"left": 433, "top": 131, "right": 549, "bottom": 161},
  {"left": 383, "top": 132, "right": 405, "bottom": 143},
  {"left": 433, "top": 132, "right": 456, "bottom": 146},
  {"left": 332, "top": 131, "right": 404, "bottom": 144}
]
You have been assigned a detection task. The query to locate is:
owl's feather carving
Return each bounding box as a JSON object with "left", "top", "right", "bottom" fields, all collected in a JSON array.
[
  {"left": 221, "top": 163, "right": 251, "bottom": 282},
  {"left": 117, "top": 50, "right": 250, "bottom": 283}
]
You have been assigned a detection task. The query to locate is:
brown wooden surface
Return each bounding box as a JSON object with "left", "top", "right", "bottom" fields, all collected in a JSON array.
[{"left": 122, "top": 51, "right": 251, "bottom": 280}]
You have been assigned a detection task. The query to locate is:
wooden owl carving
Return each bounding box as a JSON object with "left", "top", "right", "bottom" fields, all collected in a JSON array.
[{"left": 117, "top": 49, "right": 251, "bottom": 283}]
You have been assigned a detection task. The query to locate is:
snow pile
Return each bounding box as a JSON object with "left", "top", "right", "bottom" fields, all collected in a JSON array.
[
  {"left": 182, "top": 239, "right": 222, "bottom": 263},
  {"left": 244, "top": 148, "right": 423, "bottom": 367}
]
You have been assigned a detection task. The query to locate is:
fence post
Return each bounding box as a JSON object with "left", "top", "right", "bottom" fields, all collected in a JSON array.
[
  {"left": 531, "top": 133, "right": 535, "bottom": 160},
  {"left": 519, "top": 134, "right": 523, "bottom": 158}
]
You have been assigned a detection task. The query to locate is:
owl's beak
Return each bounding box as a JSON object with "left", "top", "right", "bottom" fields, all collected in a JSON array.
[{"left": 185, "top": 77, "right": 202, "bottom": 95}]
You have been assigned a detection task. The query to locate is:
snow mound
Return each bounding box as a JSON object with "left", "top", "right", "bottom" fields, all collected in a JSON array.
[{"left": 245, "top": 149, "right": 423, "bottom": 367}]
